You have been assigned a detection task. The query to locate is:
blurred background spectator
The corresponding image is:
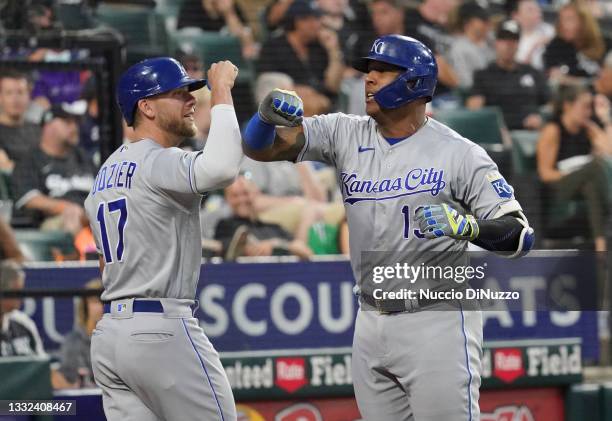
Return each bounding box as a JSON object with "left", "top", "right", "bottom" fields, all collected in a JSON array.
[
  {"left": 544, "top": 1, "right": 610, "bottom": 82},
  {"left": 11, "top": 103, "right": 94, "bottom": 235},
  {"left": 55, "top": 278, "right": 102, "bottom": 389},
  {"left": 214, "top": 176, "right": 314, "bottom": 260},
  {"left": 0, "top": 70, "right": 41, "bottom": 173},
  {"left": 449, "top": 2, "right": 494, "bottom": 90},
  {"left": 0, "top": 260, "right": 43, "bottom": 356},
  {"left": 78, "top": 75, "right": 100, "bottom": 166},
  {"left": 467, "top": 20, "right": 550, "bottom": 131},
  {"left": 257, "top": 0, "right": 344, "bottom": 112},
  {"left": 510, "top": 0, "right": 555, "bottom": 70},
  {"left": 404, "top": 0, "right": 460, "bottom": 105},
  {"left": 536, "top": 84, "right": 612, "bottom": 251}
]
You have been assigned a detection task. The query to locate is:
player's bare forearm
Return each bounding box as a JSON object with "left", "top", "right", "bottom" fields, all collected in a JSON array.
[
  {"left": 243, "top": 126, "right": 305, "bottom": 162},
  {"left": 25, "top": 195, "right": 69, "bottom": 216}
]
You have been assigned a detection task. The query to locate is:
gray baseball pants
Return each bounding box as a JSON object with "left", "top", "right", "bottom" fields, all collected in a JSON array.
[
  {"left": 91, "top": 298, "right": 236, "bottom": 421},
  {"left": 352, "top": 303, "right": 482, "bottom": 421}
]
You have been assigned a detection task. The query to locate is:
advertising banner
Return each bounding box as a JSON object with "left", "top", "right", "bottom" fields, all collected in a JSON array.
[{"left": 21, "top": 255, "right": 599, "bottom": 359}]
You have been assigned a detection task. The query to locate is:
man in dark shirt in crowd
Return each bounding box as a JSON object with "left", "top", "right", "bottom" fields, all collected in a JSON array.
[
  {"left": 12, "top": 103, "right": 95, "bottom": 233},
  {"left": 257, "top": 0, "right": 344, "bottom": 109},
  {"left": 214, "top": 176, "right": 312, "bottom": 260},
  {"left": 467, "top": 20, "right": 550, "bottom": 131},
  {"left": 0, "top": 260, "right": 44, "bottom": 357},
  {"left": 0, "top": 69, "right": 41, "bottom": 172},
  {"left": 353, "top": 0, "right": 457, "bottom": 99},
  {"left": 404, "top": 0, "right": 456, "bottom": 56}
]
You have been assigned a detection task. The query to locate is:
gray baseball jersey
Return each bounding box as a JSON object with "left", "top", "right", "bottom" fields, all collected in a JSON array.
[
  {"left": 299, "top": 113, "right": 522, "bottom": 421},
  {"left": 84, "top": 139, "right": 203, "bottom": 302},
  {"left": 299, "top": 113, "right": 521, "bottom": 294},
  {"left": 85, "top": 139, "right": 236, "bottom": 421}
]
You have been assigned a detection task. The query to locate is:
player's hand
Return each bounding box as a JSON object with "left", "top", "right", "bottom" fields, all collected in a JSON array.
[
  {"left": 207, "top": 60, "right": 239, "bottom": 90},
  {"left": 258, "top": 88, "right": 304, "bottom": 127},
  {"left": 415, "top": 204, "right": 479, "bottom": 241}
]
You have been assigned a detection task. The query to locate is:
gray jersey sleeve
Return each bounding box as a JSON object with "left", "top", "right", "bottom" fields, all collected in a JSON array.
[
  {"left": 148, "top": 148, "right": 202, "bottom": 195},
  {"left": 298, "top": 114, "right": 339, "bottom": 166},
  {"left": 454, "top": 144, "right": 521, "bottom": 219}
]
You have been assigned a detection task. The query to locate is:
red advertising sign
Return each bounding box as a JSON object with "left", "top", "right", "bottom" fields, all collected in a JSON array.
[
  {"left": 275, "top": 358, "right": 308, "bottom": 393},
  {"left": 493, "top": 348, "right": 526, "bottom": 384},
  {"left": 236, "top": 399, "right": 361, "bottom": 421},
  {"left": 481, "top": 388, "right": 565, "bottom": 421}
]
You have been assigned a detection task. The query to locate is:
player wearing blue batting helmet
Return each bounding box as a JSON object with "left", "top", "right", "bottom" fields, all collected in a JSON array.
[
  {"left": 353, "top": 34, "right": 438, "bottom": 109},
  {"left": 117, "top": 57, "right": 207, "bottom": 126}
]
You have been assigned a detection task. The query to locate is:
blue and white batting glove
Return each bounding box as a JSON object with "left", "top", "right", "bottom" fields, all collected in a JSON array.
[
  {"left": 415, "top": 204, "right": 479, "bottom": 241},
  {"left": 258, "top": 88, "right": 304, "bottom": 127}
]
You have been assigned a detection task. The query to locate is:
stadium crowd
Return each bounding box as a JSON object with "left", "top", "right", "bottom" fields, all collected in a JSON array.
[{"left": 0, "top": 0, "right": 610, "bottom": 264}]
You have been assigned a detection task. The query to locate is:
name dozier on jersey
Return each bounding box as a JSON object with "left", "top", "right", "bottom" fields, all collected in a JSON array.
[{"left": 372, "top": 288, "right": 520, "bottom": 300}]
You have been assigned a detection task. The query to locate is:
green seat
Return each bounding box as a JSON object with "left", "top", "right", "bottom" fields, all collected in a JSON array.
[
  {"left": 511, "top": 130, "right": 539, "bottom": 175},
  {"left": 308, "top": 222, "right": 340, "bottom": 255},
  {"left": 434, "top": 106, "right": 506, "bottom": 145},
  {"left": 171, "top": 29, "right": 253, "bottom": 82},
  {"left": 14, "top": 230, "right": 75, "bottom": 262},
  {"left": 96, "top": 5, "right": 170, "bottom": 64}
]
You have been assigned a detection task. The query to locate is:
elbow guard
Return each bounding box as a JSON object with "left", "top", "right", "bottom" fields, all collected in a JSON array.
[{"left": 507, "top": 211, "right": 535, "bottom": 258}]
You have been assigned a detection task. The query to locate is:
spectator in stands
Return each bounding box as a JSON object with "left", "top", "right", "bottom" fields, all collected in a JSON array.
[
  {"left": 448, "top": 2, "right": 493, "bottom": 89},
  {"left": 0, "top": 260, "right": 44, "bottom": 356},
  {"left": 317, "top": 0, "right": 371, "bottom": 60},
  {"left": 257, "top": 0, "right": 344, "bottom": 109},
  {"left": 214, "top": 176, "right": 313, "bottom": 260},
  {"left": 78, "top": 76, "right": 100, "bottom": 166},
  {"left": 543, "top": 2, "right": 609, "bottom": 81},
  {"left": 403, "top": 0, "right": 459, "bottom": 104},
  {"left": 350, "top": 0, "right": 458, "bottom": 106},
  {"left": 266, "top": 0, "right": 370, "bottom": 35},
  {"left": 467, "top": 20, "right": 550, "bottom": 131},
  {"left": 56, "top": 278, "right": 102, "bottom": 388},
  {"left": 11, "top": 103, "right": 94, "bottom": 234},
  {"left": 177, "top": 0, "right": 258, "bottom": 59},
  {"left": 404, "top": 0, "right": 457, "bottom": 56},
  {"left": 0, "top": 70, "right": 41, "bottom": 172},
  {"left": 537, "top": 84, "right": 612, "bottom": 251},
  {"left": 510, "top": 0, "right": 555, "bottom": 70}
]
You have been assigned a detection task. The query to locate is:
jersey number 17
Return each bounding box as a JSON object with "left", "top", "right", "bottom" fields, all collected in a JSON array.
[{"left": 96, "top": 197, "right": 128, "bottom": 264}]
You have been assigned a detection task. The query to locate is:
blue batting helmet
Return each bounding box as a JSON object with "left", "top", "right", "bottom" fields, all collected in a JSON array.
[
  {"left": 353, "top": 35, "right": 438, "bottom": 108},
  {"left": 117, "top": 57, "right": 206, "bottom": 126}
]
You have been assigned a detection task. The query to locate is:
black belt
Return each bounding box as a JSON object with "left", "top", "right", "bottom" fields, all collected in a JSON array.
[
  {"left": 360, "top": 293, "right": 444, "bottom": 313},
  {"left": 103, "top": 300, "right": 164, "bottom": 314}
]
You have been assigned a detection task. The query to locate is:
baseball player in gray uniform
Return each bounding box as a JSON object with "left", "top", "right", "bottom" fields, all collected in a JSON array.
[
  {"left": 242, "top": 35, "right": 534, "bottom": 420},
  {"left": 84, "top": 57, "right": 242, "bottom": 421}
]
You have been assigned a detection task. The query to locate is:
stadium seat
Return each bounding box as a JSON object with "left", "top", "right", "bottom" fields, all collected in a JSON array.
[
  {"left": 14, "top": 230, "right": 75, "bottom": 262},
  {"left": 434, "top": 106, "right": 506, "bottom": 145},
  {"left": 170, "top": 29, "right": 253, "bottom": 82},
  {"left": 56, "top": 3, "right": 95, "bottom": 30},
  {"left": 95, "top": 4, "right": 170, "bottom": 65},
  {"left": 511, "top": 130, "right": 539, "bottom": 175}
]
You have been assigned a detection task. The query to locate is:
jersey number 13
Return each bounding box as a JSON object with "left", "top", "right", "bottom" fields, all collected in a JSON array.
[{"left": 96, "top": 197, "right": 128, "bottom": 264}]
